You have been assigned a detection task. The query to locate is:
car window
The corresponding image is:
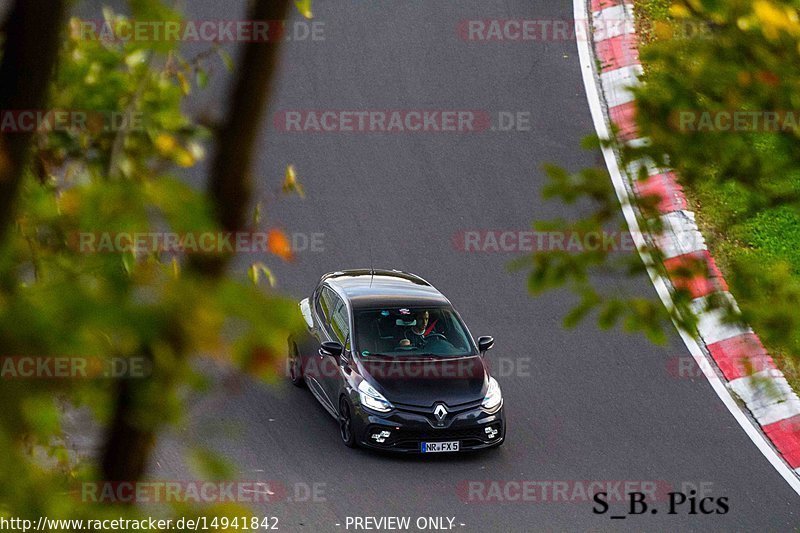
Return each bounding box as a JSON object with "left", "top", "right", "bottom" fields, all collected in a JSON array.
[
  {"left": 318, "top": 286, "right": 350, "bottom": 348},
  {"left": 353, "top": 306, "right": 475, "bottom": 357},
  {"left": 330, "top": 301, "right": 351, "bottom": 349},
  {"left": 318, "top": 286, "right": 337, "bottom": 323}
]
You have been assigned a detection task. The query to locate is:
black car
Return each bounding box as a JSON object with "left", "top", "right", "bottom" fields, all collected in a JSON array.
[{"left": 288, "top": 269, "right": 505, "bottom": 453}]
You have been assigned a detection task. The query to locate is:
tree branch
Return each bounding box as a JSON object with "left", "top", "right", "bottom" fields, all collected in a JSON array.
[
  {"left": 192, "top": 0, "right": 292, "bottom": 278},
  {"left": 101, "top": 0, "right": 293, "bottom": 486},
  {"left": 0, "top": 0, "right": 67, "bottom": 245}
]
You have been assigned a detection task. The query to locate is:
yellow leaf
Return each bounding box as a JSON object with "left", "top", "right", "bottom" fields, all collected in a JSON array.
[
  {"left": 177, "top": 71, "right": 191, "bottom": 95},
  {"left": 654, "top": 21, "right": 674, "bottom": 40},
  {"left": 253, "top": 203, "right": 262, "bottom": 225},
  {"left": 294, "top": 0, "right": 313, "bottom": 19},
  {"left": 171, "top": 257, "right": 180, "bottom": 278},
  {"left": 58, "top": 190, "right": 81, "bottom": 216},
  {"left": 175, "top": 149, "right": 196, "bottom": 168},
  {"left": 155, "top": 133, "right": 178, "bottom": 156},
  {"left": 669, "top": 3, "right": 691, "bottom": 19},
  {"left": 753, "top": 0, "right": 800, "bottom": 39},
  {"left": 282, "top": 164, "right": 305, "bottom": 197},
  {"left": 249, "top": 261, "right": 277, "bottom": 286}
]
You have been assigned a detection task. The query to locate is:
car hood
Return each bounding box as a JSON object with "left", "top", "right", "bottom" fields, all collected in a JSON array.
[{"left": 357, "top": 355, "right": 488, "bottom": 408}]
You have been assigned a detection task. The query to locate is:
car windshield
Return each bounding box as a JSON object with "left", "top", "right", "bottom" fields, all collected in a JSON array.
[{"left": 353, "top": 306, "right": 476, "bottom": 357}]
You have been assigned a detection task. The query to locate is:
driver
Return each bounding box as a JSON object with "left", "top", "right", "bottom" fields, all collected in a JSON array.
[{"left": 402, "top": 310, "right": 435, "bottom": 348}]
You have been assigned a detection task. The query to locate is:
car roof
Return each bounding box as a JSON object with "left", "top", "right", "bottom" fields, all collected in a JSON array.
[{"left": 322, "top": 269, "right": 451, "bottom": 310}]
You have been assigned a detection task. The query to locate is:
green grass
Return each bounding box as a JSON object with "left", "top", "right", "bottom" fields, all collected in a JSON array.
[
  {"left": 634, "top": 0, "right": 671, "bottom": 46},
  {"left": 741, "top": 206, "right": 800, "bottom": 267},
  {"left": 632, "top": 1, "right": 800, "bottom": 393},
  {"left": 688, "top": 182, "right": 800, "bottom": 393}
]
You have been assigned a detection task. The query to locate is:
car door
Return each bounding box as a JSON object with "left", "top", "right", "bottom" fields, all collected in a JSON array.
[
  {"left": 319, "top": 291, "right": 351, "bottom": 407},
  {"left": 304, "top": 285, "right": 337, "bottom": 410}
]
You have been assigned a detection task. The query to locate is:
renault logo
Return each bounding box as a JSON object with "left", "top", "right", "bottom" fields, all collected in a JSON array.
[{"left": 433, "top": 403, "right": 448, "bottom": 421}]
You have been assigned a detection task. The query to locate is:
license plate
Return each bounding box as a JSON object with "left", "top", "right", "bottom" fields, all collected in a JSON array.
[{"left": 421, "top": 441, "right": 460, "bottom": 453}]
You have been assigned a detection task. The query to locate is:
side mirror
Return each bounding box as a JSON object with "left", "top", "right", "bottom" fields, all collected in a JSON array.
[
  {"left": 299, "top": 298, "right": 313, "bottom": 329},
  {"left": 319, "top": 341, "right": 343, "bottom": 358},
  {"left": 477, "top": 336, "right": 494, "bottom": 354}
]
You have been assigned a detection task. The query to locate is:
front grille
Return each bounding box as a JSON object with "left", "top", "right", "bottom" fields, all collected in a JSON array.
[
  {"left": 390, "top": 400, "right": 485, "bottom": 428},
  {"left": 392, "top": 399, "right": 483, "bottom": 415},
  {"left": 366, "top": 422, "right": 502, "bottom": 451}
]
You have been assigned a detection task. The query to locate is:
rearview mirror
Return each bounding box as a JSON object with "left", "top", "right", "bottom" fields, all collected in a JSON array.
[
  {"left": 319, "top": 341, "right": 343, "bottom": 358},
  {"left": 477, "top": 336, "right": 494, "bottom": 354}
]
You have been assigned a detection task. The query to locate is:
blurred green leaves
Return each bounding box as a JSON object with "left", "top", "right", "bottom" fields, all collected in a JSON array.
[
  {"left": 633, "top": 0, "right": 800, "bottom": 370},
  {"left": 522, "top": 0, "right": 800, "bottom": 358},
  {"left": 515, "top": 160, "right": 674, "bottom": 344},
  {"left": 0, "top": 1, "right": 304, "bottom": 525}
]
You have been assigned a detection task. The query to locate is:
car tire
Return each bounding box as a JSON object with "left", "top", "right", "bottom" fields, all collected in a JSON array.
[
  {"left": 288, "top": 341, "right": 305, "bottom": 388},
  {"left": 338, "top": 397, "right": 358, "bottom": 448}
]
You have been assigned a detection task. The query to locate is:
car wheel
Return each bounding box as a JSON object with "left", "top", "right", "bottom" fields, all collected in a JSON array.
[
  {"left": 288, "top": 342, "right": 305, "bottom": 388},
  {"left": 338, "top": 397, "right": 357, "bottom": 448}
]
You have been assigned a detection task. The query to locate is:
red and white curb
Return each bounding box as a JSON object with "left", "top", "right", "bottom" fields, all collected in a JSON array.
[{"left": 576, "top": 0, "right": 800, "bottom": 492}]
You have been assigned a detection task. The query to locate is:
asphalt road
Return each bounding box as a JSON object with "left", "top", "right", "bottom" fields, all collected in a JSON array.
[{"left": 74, "top": 0, "right": 800, "bottom": 530}]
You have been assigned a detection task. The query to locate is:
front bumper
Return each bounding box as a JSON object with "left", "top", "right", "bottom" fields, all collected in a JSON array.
[{"left": 352, "top": 400, "right": 505, "bottom": 453}]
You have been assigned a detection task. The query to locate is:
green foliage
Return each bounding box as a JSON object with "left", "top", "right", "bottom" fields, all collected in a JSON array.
[
  {"left": 513, "top": 164, "right": 673, "bottom": 344},
  {"left": 634, "top": 0, "right": 672, "bottom": 45},
  {"left": 633, "top": 0, "right": 800, "bottom": 387},
  {"left": 523, "top": 0, "right": 800, "bottom": 381},
  {"left": 1, "top": 1, "right": 303, "bottom": 524},
  {"left": 633, "top": 0, "right": 800, "bottom": 204}
]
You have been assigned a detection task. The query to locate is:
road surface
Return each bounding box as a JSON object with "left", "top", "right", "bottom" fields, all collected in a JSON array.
[{"left": 75, "top": 0, "right": 800, "bottom": 530}]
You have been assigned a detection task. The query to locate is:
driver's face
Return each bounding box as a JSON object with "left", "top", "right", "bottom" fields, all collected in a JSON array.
[{"left": 416, "top": 311, "right": 429, "bottom": 326}]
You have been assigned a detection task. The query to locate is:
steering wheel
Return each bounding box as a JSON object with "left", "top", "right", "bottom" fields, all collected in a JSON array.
[{"left": 421, "top": 335, "right": 458, "bottom": 354}]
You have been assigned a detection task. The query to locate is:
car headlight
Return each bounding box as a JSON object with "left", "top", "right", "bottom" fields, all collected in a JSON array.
[
  {"left": 482, "top": 377, "right": 502, "bottom": 410},
  {"left": 358, "top": 380, "right": 393, "bottom": 413}
]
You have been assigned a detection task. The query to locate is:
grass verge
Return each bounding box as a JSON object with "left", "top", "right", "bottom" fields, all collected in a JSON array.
[{"left": 632, "top": 0, "right": 800, "bottom": 393}]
